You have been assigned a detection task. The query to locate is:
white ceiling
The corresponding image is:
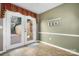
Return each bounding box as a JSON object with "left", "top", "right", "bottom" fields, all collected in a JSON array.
[{"left": 13, "top": 3, "right": 62, "bottom": 14}]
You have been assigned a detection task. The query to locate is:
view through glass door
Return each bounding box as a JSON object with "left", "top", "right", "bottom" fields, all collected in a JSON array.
[
  {"left": 27, "top": 19, "right": 33, "bottom": 41},
  {"left": 24, "top": 16, "right": 36, "bottom": 44},
  {"left": 6, "top": 11, "right": 24, "bottom": 50}
]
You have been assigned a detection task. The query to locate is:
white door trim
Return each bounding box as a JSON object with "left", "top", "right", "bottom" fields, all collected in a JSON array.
[{"left": 0, "top": 17, "right": 7, "bottom": 54}]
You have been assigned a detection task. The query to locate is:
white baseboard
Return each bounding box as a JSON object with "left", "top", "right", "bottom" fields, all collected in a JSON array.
[
  {"left": 40, "top": 41, "right": 79, "bottom": 55},
  {"left": 0, "top": 51, "right": 5, "bottom": 54}
]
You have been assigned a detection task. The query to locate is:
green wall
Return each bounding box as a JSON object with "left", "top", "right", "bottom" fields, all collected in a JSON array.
[
  {"left": 39, "top": 3, "right": 79, "bottom": 52},
  {"left": 0, "top": 29, "right": 3, "bottom": 51},
  {"left": 0, "top": 18, "right": 3, "bottom": 51}
]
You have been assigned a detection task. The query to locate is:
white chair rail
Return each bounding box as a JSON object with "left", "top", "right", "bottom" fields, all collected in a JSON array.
[{"left": 39, "top": 32, "right": 79, "bottom": 37}]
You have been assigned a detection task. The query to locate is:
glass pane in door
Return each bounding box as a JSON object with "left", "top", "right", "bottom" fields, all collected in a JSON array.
[
  {"left": 11, "top": 16, "right": 22, "bottom": 45},
  {"left": 26, "top": 19, "right": 33, "bottom": 41}
]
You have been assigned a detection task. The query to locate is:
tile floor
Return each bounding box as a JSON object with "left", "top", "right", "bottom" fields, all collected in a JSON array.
[{"left": 1, "top": 42, "right": 77, "bottom": 56}]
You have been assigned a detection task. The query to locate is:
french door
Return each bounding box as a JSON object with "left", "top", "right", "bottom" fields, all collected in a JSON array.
[
  {"left": 5, "top": 11, "right": 36, "bottom": 50},
  {"left": 24, "top": 16, "right": 36, "bottom": 44},
  {"left": 6, "top": 11, "right": 25, "bottom": 50}
]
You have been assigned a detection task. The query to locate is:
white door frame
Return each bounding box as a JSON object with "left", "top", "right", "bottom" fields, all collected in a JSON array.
[
  {"left": 5, "top": 10, "right": 25, "bottom": 50},
  {"left": 0, "top": 10, "right": 37, "bottom": 53},
  {"left": 0, "top": 17, "right": 6, "bottom": 54},
  {"left": 24, "top": 16, "right": 37, "bottom": 44}
]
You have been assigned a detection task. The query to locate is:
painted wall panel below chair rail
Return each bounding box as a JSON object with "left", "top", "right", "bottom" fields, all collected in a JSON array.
[{"left": 39, "top": 33, "right": 79, "bottom": 52}]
